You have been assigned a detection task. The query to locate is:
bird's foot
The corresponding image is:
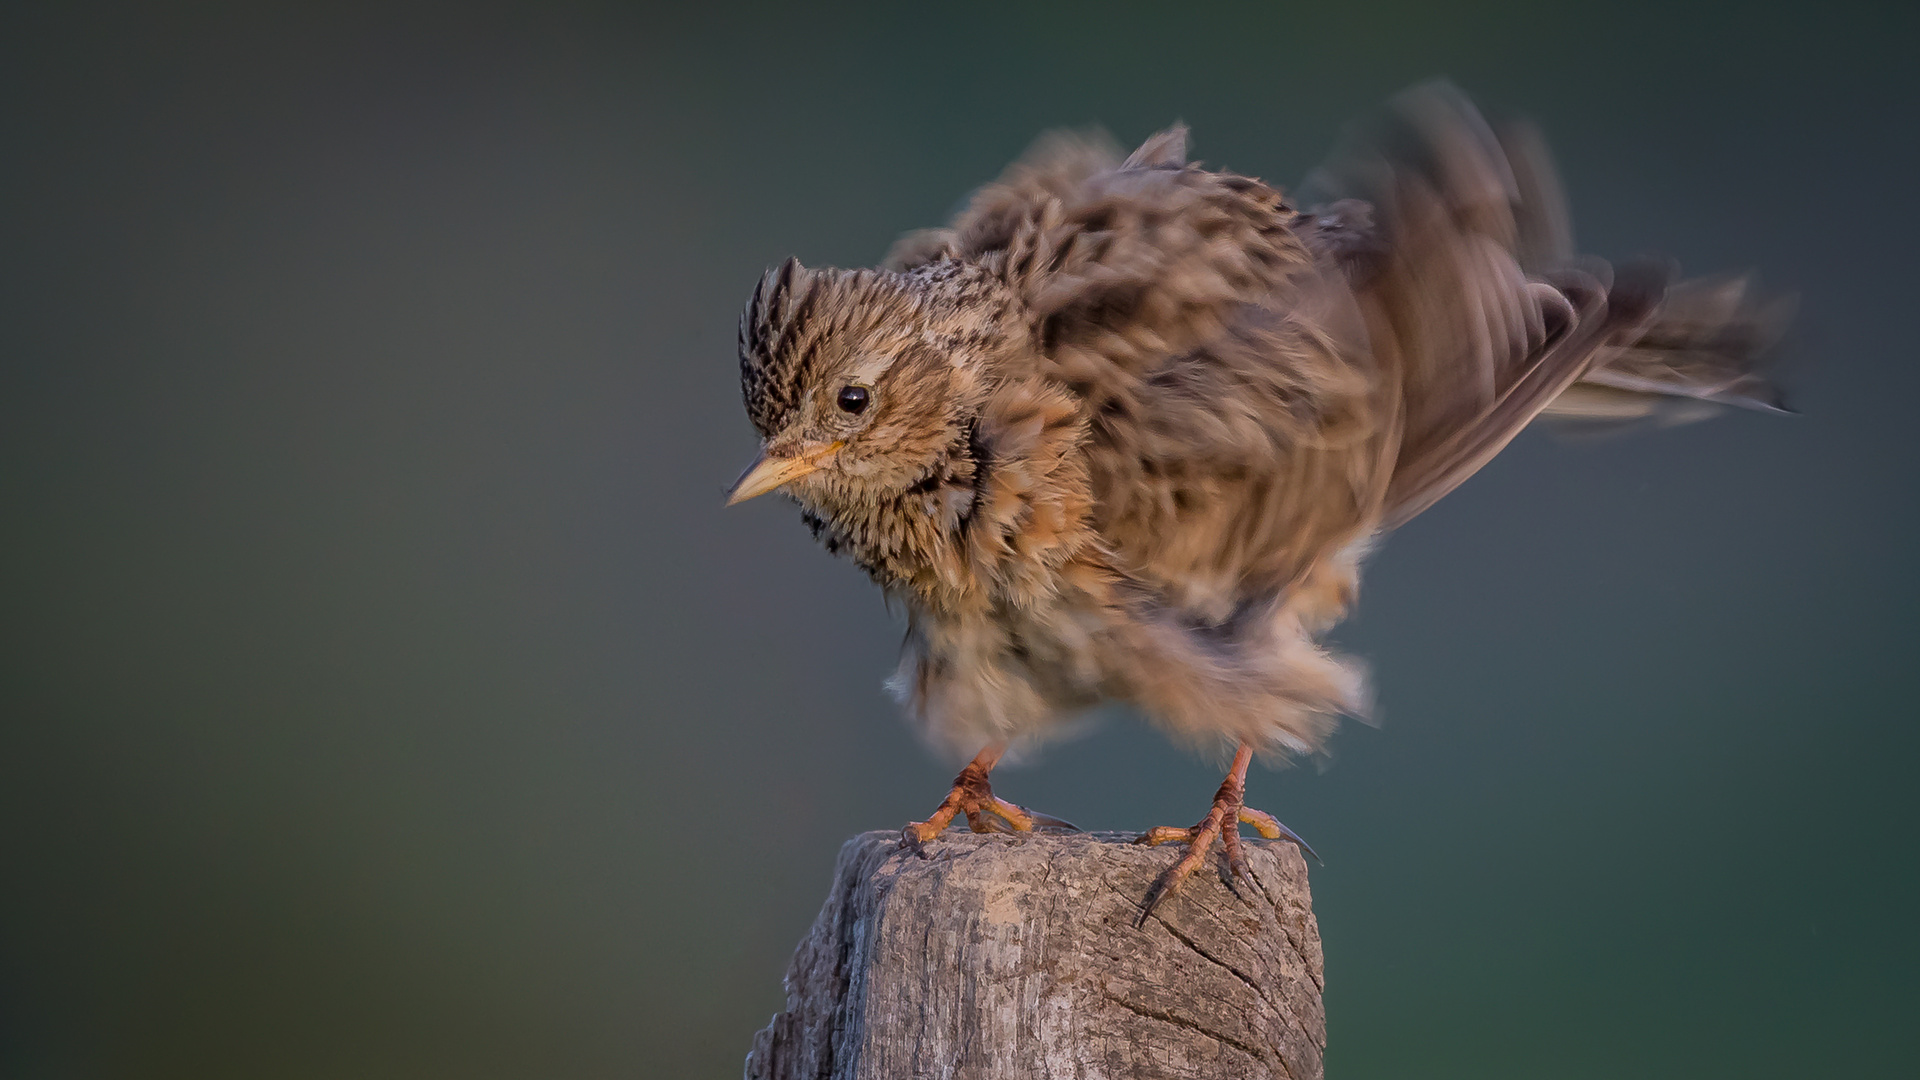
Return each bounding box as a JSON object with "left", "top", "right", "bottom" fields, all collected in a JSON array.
[
  {"left": 902, "top": 760, "right": 1075, "bottom": 847},
  {"left": 1133, "top": 783, "right": 1317, "bottom": 924}
]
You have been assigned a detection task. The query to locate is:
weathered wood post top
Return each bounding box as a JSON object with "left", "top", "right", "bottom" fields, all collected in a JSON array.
[{"left": 747, "top": 830, "right": 1325, "bottom": 1080}]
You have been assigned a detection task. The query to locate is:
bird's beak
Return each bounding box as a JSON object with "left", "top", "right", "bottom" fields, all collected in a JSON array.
[{"left": 725, "top": 442, "right": 843, "bottom": 505}]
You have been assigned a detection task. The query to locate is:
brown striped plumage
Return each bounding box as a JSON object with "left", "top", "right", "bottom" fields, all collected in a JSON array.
[{"left": 728, "top": 83, "right": 1782, "bottom": 906}]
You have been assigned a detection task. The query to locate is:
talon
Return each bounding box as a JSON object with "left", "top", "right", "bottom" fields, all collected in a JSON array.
[
  {"left": 1138, "top": 803, "right": 1229, "bottom": 923},
  {"left": 903, "top": 744, "right": 1072, "bottom": 846},
  {"left": 1136, "top": 742, "right": 1316, "bottom": 920},
  {"left": 1026, "top": 808, "right": 1081, "bottom": 832},
  {"left": 1241, "top": 806, "right": 1321, "bottom": 863}
]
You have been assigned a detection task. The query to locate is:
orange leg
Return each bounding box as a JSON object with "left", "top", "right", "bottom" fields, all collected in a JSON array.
[
  {"left": 904, "top": 744, "right": 1075, "bottom": 845},
  {"left": 1134, "top": 742, "right": 1318, "bottom": 922}
]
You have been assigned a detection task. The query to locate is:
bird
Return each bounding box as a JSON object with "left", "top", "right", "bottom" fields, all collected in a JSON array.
[{"left": 725, "top": 82, "right": 1786, "bottom": 917}]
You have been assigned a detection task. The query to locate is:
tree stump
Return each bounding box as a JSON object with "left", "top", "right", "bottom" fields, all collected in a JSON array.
[{"left": 745, "top": 830, "right": 1325, "bottom": 1080}]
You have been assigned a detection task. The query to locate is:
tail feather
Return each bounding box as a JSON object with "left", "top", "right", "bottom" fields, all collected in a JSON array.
[{"left": 1544, "top": 274, "right": 1794, "bottom": 429}]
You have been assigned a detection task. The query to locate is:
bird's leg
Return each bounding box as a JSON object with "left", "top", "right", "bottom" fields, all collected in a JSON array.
[
  {"left": 903, "top": 743, "right": 1075, "bottom": 845},
  {"left": 1133, "top": 742, "right": 1318, "bottom": 922}
]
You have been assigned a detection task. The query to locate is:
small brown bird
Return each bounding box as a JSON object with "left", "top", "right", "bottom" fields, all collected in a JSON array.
[{"left": 727, "top": 83, "right": 1783, "bottom": 916}]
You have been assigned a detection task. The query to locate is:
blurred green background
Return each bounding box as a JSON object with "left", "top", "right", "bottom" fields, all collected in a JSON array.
[{"left": 3, "top": 1, "right": 1916, "bottom": 1076}]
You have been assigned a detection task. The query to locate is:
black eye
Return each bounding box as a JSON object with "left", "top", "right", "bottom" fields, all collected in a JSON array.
[{"left": 837, "top": 385, "right": 870, "bottom": 415}]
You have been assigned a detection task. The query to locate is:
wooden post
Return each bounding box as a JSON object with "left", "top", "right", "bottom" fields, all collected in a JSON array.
[{"left": 745, "top": 830, "right": 1325, "bottom": 1080}]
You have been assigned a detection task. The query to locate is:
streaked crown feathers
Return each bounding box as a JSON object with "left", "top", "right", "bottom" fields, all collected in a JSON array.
[{"left": 738, "top": 258, "right": 921, "bottom": 439}]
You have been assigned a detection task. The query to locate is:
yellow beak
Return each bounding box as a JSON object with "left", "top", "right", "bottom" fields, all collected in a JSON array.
[{"left": 725, "top": 442, "right": 843, "bottom": 505}]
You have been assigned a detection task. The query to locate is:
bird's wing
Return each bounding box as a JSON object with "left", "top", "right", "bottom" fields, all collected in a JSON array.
[
  {"left": 1301, "top": 81, "right": 1665, "bottom": 530},
  {"left": 893, "top": 89, "right": 1666, "bottom": 620}
]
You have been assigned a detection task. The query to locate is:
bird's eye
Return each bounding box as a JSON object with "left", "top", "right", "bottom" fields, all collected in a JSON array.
[{"left": 837, "top": 385, "right": 871, "bottom": 415}]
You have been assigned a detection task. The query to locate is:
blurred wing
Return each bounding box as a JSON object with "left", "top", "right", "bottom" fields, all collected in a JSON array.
[{"left": 1302, "top": 81, "right": 1666, "bottom": 530}]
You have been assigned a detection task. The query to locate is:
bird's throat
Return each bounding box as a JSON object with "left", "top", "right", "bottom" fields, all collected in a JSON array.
[{"left": 797, "top": 424, "right": 985, "bottom": 596}]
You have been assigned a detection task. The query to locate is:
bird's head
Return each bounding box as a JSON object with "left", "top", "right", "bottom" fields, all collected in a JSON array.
[{"left": 727, "top": 257, "right": 1023, "bottom": 509}]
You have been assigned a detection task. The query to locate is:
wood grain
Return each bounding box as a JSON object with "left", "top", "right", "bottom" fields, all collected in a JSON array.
[{"left": 746, "top": 830, "right": 1324, "bottom": 1080}]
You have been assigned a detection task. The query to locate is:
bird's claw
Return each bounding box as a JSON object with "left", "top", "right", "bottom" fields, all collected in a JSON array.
[
  {"left": 902, "top": 761, "right": 1075, "bottom": 851},
  {"left": 1134, "top": 794, "right": 1314, "bottom": 925},
  {"left": 1237, "top": 805, "right": 1322, "bottom": 864}
]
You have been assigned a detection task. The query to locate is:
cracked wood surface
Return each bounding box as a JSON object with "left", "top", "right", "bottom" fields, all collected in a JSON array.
[{"left": 745, "top": 831, "right": 1324, "bottom": 1080}]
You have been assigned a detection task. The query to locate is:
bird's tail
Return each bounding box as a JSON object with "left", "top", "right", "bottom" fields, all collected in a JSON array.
[{"left": 1544, "top": 272, "right": 1795, "bottom": 429}]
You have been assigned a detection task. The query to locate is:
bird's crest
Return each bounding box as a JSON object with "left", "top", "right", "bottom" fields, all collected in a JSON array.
[
  {"left": 739, "top": 257, "right": 821, "bottom": 437},
  {"left": 740, "top": 258, "right": 921, "bottom": 438}
]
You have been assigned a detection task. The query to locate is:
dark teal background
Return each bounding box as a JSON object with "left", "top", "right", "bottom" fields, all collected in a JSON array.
[{"left": 4, "top": 2, "right": 1916, "bottom": 1076}]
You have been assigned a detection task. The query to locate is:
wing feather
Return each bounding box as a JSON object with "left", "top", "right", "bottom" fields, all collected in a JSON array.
[
  {"left": 895, "top": 84, "right": 1713, "bottom": 623},
  {"left": 1305, "top": 82, "right": 1665, "bottom": 528}
]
